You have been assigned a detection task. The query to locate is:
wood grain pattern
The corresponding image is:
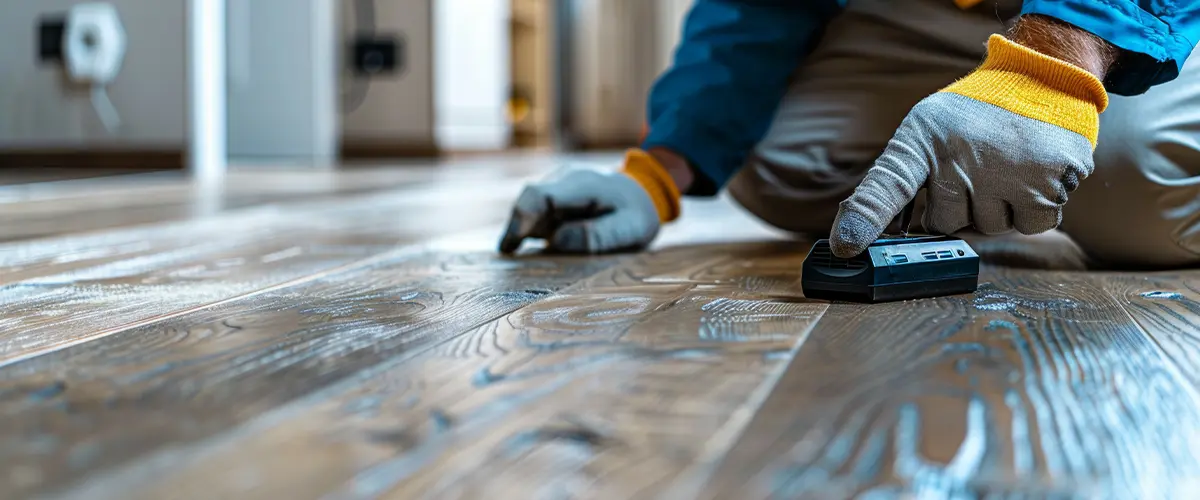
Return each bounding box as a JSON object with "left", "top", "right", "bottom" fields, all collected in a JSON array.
[
  {"left": 49, "top": 242, "right": 824, "bottom": 500},
  {"left": 691, "top": 267, "right": 1200, "bottom": 496},
  {"left": 0, "top": 251, "right": 619, "bottom": 499},
  {"left": 1101, "top": 272, "right": 1200, "bottom": 388},
  {"left": 0, "top": 172, "right": 414, "bottom": 242},
  {"left": 3, "top": 154, "right": 1199, "bottom": 498},
  {"left": 0, "top": 179, "right": 529, "bottom": 366},
  {"left": 0, "top": 152, "right": 574, "bottom": 242},
  {"left": 694, "top": 269, "right": 1200, "bottom": 499}
]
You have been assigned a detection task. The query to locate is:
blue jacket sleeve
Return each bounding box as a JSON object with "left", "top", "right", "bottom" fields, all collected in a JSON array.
[
  {"left": 640, "top": 0, "right": 843, "bottom": 196},
  {"left": 1022, "top": 0, "right": 1200, "bottom": 95}
]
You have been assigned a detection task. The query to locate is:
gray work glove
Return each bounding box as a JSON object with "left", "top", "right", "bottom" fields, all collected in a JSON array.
[
  {"left": 498, "top": 168, "right": 661, "bottom": 254},
  {"left": 829, "top": 34, "right": 1108, "bottom": 258}
]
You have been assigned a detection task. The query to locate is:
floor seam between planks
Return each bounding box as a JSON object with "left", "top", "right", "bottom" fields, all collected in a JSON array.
[
  {"left": 662, "top": 301, "right": 831, "bottom": 500},
  {"left": 54, "top": 254, "right": 636, "bottom": 499},
  {"left": 1104, "top": 283, "right": 1200, "bottom": 410},
  {"left": 1, "top": 242, "right": 437, "bottom": 369},
  {"left": 0, "top": 179, "right": 533, "bottom": 365}
]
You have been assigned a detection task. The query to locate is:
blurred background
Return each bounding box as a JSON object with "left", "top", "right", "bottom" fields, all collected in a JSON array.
[{"left": 0, "top": 0, "right": 694, "bottom": 182}]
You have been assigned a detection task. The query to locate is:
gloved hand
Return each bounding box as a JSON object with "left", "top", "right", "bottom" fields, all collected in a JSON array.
[
  {"left": 829, "top": 34, "right": 1109, "bottom": 258},
  {"left": 498, "top": 149, "right": 682, "bottom": 254}
]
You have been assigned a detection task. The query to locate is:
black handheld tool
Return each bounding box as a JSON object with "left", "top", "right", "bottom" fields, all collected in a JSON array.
[{"left": 802, "top": 199, "right": 980, "bottom": 303}]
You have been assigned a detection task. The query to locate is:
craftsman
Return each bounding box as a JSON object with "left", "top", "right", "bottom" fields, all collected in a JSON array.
[{"left": 499, "top": 0, "right": 1200, "bottom": 270}]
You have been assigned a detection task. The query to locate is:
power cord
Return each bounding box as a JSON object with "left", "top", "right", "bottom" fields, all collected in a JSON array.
[
  {"left": 90, "top": 83, "right": 121, "bottom": 133},
  {"left": 341, "top": 0, "right": 375, "bottom": 114}
]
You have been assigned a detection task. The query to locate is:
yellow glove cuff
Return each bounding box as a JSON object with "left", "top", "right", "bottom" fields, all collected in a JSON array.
[
  {"left": 619, "top": 148, "right": 681, "bottom": 223},
  {"left": 941, "top": 34, "right": 1109, "bottom": 148}
]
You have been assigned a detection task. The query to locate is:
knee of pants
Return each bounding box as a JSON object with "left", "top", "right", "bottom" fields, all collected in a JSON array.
[
  {"left": 1061, "top": 102, "right": 1200, "bottom": 268},
  {"left": 726, "top": 164, "right": 848, "bottom": 238}
]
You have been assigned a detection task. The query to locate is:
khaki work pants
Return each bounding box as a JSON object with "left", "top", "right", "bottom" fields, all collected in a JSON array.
[{"left": 727, "top": 0, "right": 1200, "bottom": 268}]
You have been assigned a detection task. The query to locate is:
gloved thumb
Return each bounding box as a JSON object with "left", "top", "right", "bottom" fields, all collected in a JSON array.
[{"left": 830, "top": 136, "right": 930, "bottom": 258}]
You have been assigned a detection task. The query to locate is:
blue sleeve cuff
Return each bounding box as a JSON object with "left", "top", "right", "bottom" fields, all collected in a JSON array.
[
  {"left": 1021, "top": 0, "right": 1199, "bottom": 95},
  {"left": 639, "top": 0, "right": 841, "bottom": 196}
]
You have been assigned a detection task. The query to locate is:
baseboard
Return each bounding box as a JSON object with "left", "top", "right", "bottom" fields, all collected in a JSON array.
[
  {"left": 511, "top": 129, "right": 552, "bottom": 149},
  {"left": 0, "top": 148, "right": 185, "bottom": 169},
  {"left": 340, "top": 139, "right": 441, "bottom": 159},
  {"left": 567, "top": 136, "right": 641, "bottom": 152}
]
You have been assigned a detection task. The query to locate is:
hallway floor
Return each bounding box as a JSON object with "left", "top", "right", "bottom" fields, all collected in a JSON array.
[{"left": 2, "top": 152, "right": 1199, "bottom": 499}]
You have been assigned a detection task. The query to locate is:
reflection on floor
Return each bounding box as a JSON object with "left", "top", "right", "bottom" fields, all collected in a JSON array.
[
  {"left": 0, "top": 167, "right": 169, "bottom": 187},
  {"left": 1, "top": 152, "right": 1198, "bottom": 499}
]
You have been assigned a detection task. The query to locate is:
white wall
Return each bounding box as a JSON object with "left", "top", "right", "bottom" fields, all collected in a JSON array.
[
  {"left": 338, "top": 0, "right": 511, "bottom": 153},
  {"left": 340, "top": 0, "right": 435, "bottom": 147},
  {"left": 226, "top": 0, "right": 338, "bottom": 165},
  {"left": 433, "top": 0, "right": 511, "bottom": 151},
  {"left": 655, "top": 0, "right": 691, "bottom": 73},
  {"left": 568, "top": 0, "right": 660, "bottom": 145},
  {"left": 0, "top": 0, "right": 186, "bottom": 149}
]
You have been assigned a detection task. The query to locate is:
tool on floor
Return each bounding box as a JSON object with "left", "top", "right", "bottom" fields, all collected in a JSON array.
[{"left": 801, "top": 196, "right": 980, "bottom": 303}]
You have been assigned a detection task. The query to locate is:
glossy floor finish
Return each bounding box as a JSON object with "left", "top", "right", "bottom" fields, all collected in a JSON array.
[{"left": 1, "top": 154, "right": 1199, "bottom": 499}]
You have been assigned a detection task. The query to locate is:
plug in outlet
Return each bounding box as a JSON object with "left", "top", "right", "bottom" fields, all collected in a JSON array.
[
  {"left": 351, "top": 35, "right": 404, "bottom": 76},
  {"left": 38, "top": 15, "right": 67, "bottom": 63},
  {"left": 36, "top": 3, "right": 127, "bottom": 134}
]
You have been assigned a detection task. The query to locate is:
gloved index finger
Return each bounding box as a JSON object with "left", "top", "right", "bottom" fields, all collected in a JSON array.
[
  {"left": 499, "top": 169, "right": 618, "bottom": 254},
  {"left": 498, "top": 209, "right": 531, "bottom": 254},
  {"left": 897, "top": 198, "right": 917, "bottom": 236},
  {"left": 498, "top": 185, "right": 553, "bottom": 254},
  {"left": 830, "top": 139, "right": 930, "bottom": 258}
]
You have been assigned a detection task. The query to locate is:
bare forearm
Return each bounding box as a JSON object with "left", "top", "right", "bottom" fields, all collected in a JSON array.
[{"left": 1008, "top": 14, "right": 1119, "bottom": 80}]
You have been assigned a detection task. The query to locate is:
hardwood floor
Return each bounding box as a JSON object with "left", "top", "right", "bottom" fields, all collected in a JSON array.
[
  {"left": 695, "top": 270, "right": 1200, "bottom": 499},
  {"left": 0, "top": 154, "right": 1197, "bottom": 499}
]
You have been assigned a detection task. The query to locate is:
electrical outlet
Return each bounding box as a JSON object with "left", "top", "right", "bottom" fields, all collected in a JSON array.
[
  {"left": 351, "top": 35, "right": 403, "bottom": 75},
  {"left": 38, "top": 14, "right": 68, "bottom": 63}
]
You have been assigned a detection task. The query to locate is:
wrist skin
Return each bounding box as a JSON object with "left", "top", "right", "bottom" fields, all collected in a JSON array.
[
  {"left": 646, "top": 147, "right": 695, "bottom": 194},
  {"left": 1007, "top": 14, "right": 1118, "bottom": 81}
]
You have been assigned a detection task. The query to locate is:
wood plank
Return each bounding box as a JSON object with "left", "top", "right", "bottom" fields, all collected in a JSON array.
[
  {"left": 0, "top": 164, "right": 777, "bottom": 370},
  {"left": 0, "top": 160, "right": 547, "bottom": 243},
  {"left": 46, "top": 241, "right": 824, "bottom": 499},
  {"left": 0, "top": 179, "right": 527, "bottom": 366},
  {"left": 691, "top": 269, "right": 1200, "bottom": 499},
  {"left": 0, "top": 249, "right": 620, "bottom": 499},
  {"left": 1100, "top": 272, "right": 1200, "bottom": 387}
]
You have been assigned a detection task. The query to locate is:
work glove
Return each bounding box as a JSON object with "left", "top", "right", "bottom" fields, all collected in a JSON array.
[
  {"left": 498, "top": 149, "right": 682, "bottom": 254},
  {"left": 829, "top": 34, "right": 1109, "bottom": 258}
]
